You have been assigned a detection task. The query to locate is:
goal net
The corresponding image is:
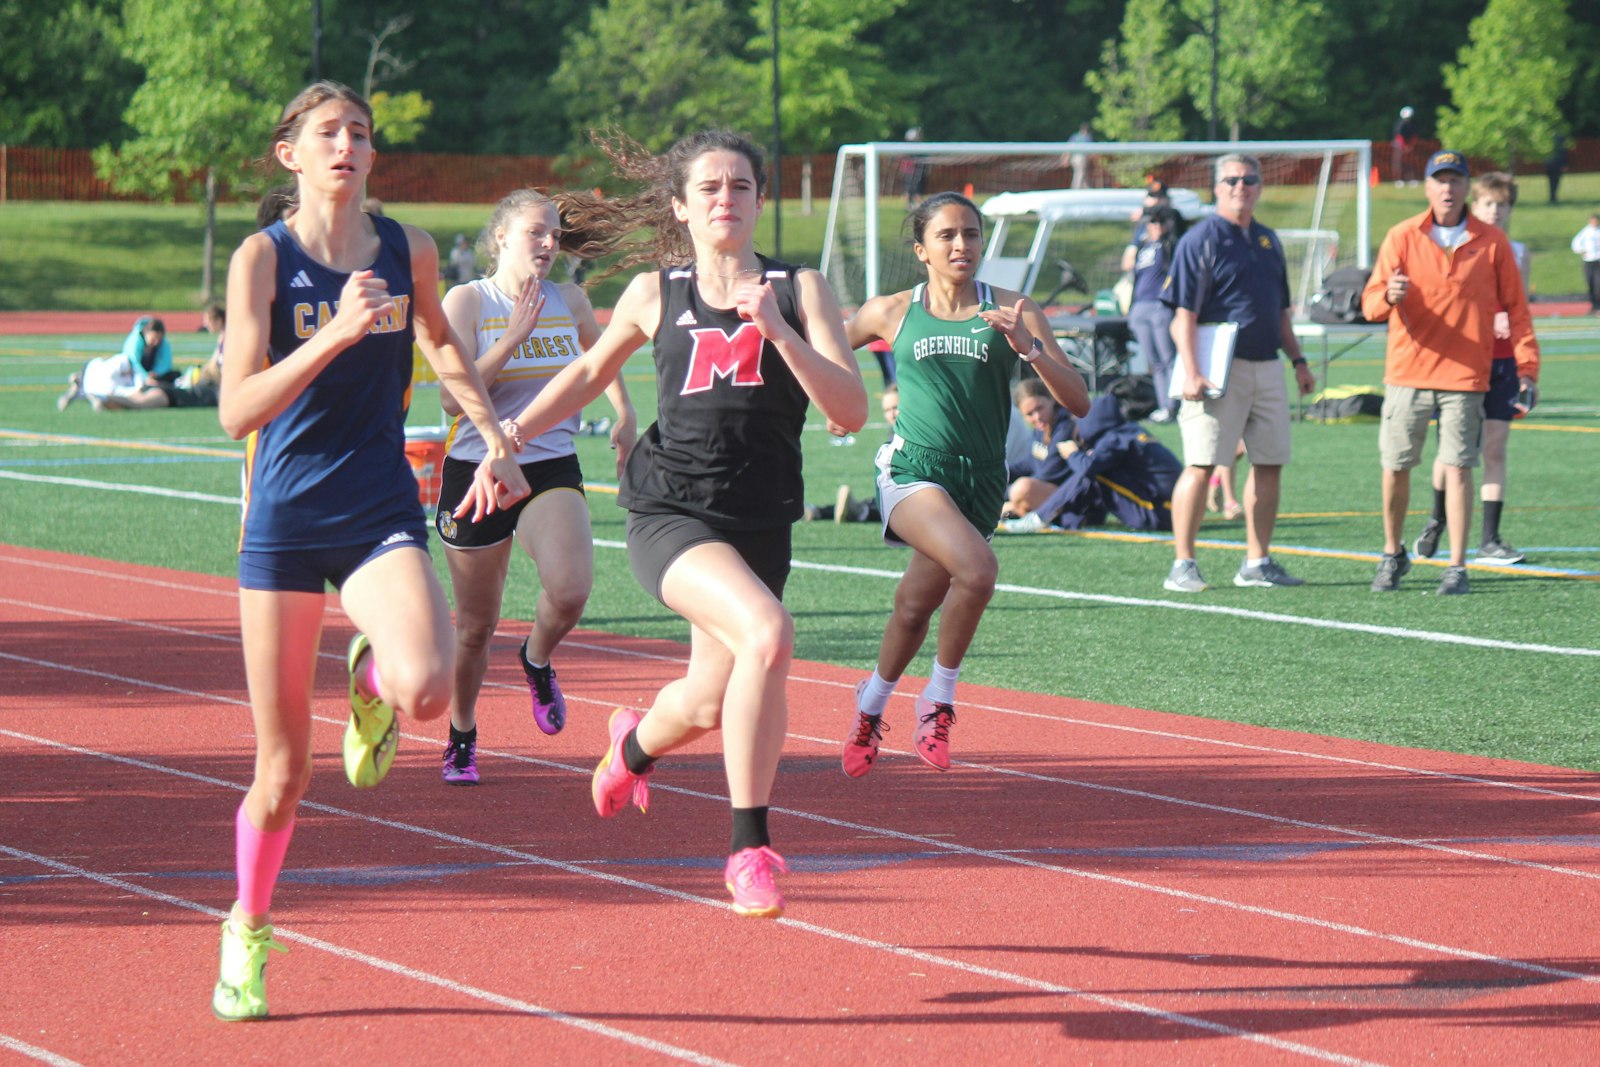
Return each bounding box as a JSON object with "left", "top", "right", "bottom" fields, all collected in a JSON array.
[{"left": 820, "top": 140, "right": 1371, "bottom": 317}]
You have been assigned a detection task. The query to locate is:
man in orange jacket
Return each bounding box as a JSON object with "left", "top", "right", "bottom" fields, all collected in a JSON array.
[{"left": 1360, "top": 150, "right": 1539, "bottom": 596}]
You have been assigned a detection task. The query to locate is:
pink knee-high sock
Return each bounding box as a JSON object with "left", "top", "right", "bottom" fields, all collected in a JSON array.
[
  {"left": 235, "top": 802, "right": 295, "bottom": 918},
  {"left": 361, "top": 651, "right": 382, "bottom": 699}
]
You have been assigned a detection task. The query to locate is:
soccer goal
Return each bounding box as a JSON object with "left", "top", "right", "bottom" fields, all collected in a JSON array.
[{"left": 820, "top": 140, "right": 1371, "bottom": 317}]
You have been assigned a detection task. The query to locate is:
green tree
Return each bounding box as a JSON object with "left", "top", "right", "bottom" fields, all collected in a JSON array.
[
  {"left": 737, "top": 0, "right": 917, "bottom": 153},
  {"left": 1437, "top": 0, "right": 1575, "bottom": 170},
  {"left": 0, "top": 0, "right": 140, "bottom": 146},
  {"left": 1173, "top": 0, "right": 1329, "bottom": 141},
  {"left": 551, "top": 0, "right": 757, "bottom": 152},
  {"left": 359, "top": 14, "right": 431, "bottom": 147},
  {"left": 94, "top": 0, "right": 302, "bottom": 301},
  {"left": 1086, "top": 0, "right": 1186, "bottom": 143}
]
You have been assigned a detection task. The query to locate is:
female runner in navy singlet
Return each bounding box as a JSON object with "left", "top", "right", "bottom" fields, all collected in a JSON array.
[
  {"left": 209, "top": 81, "right": 529, "bottom": 1021},
  {"left": 505, "top": 130, "right": 868, "bottom": 918}
]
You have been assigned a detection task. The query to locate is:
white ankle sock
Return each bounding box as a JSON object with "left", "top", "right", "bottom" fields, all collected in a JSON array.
[
  {"left": 923, "top": 660, "right": 961, "bottom": 705},
  {"left": 857, "top": 671, "right": 897, "bottom": 716}
]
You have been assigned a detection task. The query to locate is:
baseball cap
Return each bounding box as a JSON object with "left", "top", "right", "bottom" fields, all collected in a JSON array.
[
  {"left": 1399, "top": 106, "right": 1414, "bottom": 118},
  {"left": 1425, "top": 150, "right": 1469, "bottom": 178}
]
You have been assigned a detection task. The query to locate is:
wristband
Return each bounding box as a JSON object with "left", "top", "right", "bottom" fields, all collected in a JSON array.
[
  {"left": 1018, "top": 337, "right": 1044, "bottom": 364},
  {"left": 1290, "top": 357, "right": 1308, "bottom": 367}
]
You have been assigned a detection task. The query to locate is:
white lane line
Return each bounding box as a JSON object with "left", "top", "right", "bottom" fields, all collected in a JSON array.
[
  {"left": 0, "top": 1035, "right": 81, "bottom": 1067},
  {"left": 0, "top": 774, "right": 1376, "bottom": 1064},
  {"left": 5, "top": 723, "right": 1597, "bottom": 998},
  {"left": 0, "top": 844, "right": 734, "bottom": 1066},
  {"left": 0, "top": 470, "right": 238, "bottom": 504}
]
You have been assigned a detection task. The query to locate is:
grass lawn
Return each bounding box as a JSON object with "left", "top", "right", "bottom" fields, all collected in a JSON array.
[
  {"left": 2, "top": 318, "right": 1597, "bottom": 770},
  {"left": 3, "top": 172, "right": 1595, "bottom": 314}
]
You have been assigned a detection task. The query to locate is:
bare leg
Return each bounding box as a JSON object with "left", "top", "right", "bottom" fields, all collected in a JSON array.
[
  {"left": 643, "top": 543, "right": 794, "bottom": 808},
  {"left": 1171, "top": 465, "right": 1214, "bottom": 560},
  {"left": 873, "top": 487, "right": 997, "bottom": 680},
  {"left": 516, "top": 489, "right": 594, "bottom": 665},
  {"left": 235, "top": 588, "right": 323, "bottom": 928},
  {"left": 1381, "top": 468, "right": 1410, "bottom": 555},
  {"left": 1443, "top": 464, "right": 1473, "bottom": 567},
  {"left": 1243, "top": 463, "right": 1282, "bottom": 559},
  {"left": 339, "top": 545, "right": 455, "bottom": 724},
  {"left": 442, "top": 539, "right": 514, "bottom": 732}
]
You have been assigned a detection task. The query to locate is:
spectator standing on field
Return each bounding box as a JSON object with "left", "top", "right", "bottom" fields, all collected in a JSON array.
[
  {"left": 1391, "top": 106, "right": 1419, "bottom": 185},
  {"left": 1573, "top": 213, "right": 1600, "bottom": 315},
  {"left": 1544, "top": 135, "right": 1568, "bottom": 204},
  {"left": 1361, "top": 150, "right": 1538, "bottom": 596},
  {"left": 1161, "top": 153, "right": 1316, "bottom": 594},
  {"left": 1066, "top": 122, "right": 1093, "bottom": 190}
]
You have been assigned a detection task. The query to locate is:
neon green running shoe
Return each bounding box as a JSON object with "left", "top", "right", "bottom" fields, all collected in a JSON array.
[
  {"left": 344, "top": 633, "right": 398, "bottom": 789},
  {"left": 211, "top": 916, "right": 286, "bottom": 1021}
]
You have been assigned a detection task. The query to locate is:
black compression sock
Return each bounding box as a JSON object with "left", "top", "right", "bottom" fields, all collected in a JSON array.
[
  {"left": 1482, "top": 499, "right": 1503, "bottom": 543},
  {"left": 1431, "top": 487, "right": 1447, "bottom": 523},
  {"left": 622, "top": 730, "right": 657, "bottom": 776},
  {"left": 730, "top": 806, "right": 771, "bottom": 853},
  {"left": 449, "top": 725, "right": 476, "bottom": 744}
]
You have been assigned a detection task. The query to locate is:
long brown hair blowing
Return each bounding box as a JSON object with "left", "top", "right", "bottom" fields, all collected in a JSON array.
[{"left": 556, "top": 128, "right": 769, "bottom": 283}]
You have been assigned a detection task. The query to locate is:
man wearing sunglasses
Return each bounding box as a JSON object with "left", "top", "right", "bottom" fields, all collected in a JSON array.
[{"left": 1160, "top": 153, "right": 1315, "bottom": 594}]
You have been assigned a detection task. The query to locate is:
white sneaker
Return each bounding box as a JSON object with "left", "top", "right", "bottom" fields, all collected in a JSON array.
[
  {"left": 997, "top": 512, "right": 1047, "bottom": 535},
  {"left": 1164, "top": 559, "right": 1208, "bottom": 592}
]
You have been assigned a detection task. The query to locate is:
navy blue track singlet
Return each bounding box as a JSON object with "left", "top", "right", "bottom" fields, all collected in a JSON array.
[
  {"left": 618, "top": 256, "right": 811, "bottom": 530},
  {"left": 240, "top": 215, "right": 422, "bottom": 551}
]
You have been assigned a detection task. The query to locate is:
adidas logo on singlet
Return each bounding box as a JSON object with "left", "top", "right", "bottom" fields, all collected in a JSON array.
[
  {"left": 675, "top": 309, "right": 698, "bottom": 327},
  {"left": 289, "top": 270, "right": 313, "bottom": 288}
]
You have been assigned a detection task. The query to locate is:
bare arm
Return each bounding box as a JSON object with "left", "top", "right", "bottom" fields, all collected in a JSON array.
[
  {"left": 981, "top": 291, "right": 1090, "bottom": 417},
  {"left": 566, "top": 281, "right": 637, "bottom": 470},
  {"left": 1168, "top": 305, "right": 1214, "bottom": 400},
  {"left": 510, "top": 272, "right": 656, "bottom": 442},
  {"left": 742, "top": 269, "right": 867, "bottom": 432},
  {"left": 407, "top": 226, "right": 516, "bottom": 457},
  {"left": 844, "top": 292, "right": 910, "bottom": 350},
  {"left": 438, "top": 275, "right": 549, "bottom": 418}
]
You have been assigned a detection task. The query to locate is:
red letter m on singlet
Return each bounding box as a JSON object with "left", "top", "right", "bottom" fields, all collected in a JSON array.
[{"left": 681, "top": 324, "right": 766, "bottom": 394}]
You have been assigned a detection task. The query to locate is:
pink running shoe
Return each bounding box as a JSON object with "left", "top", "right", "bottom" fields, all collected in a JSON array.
[
  {"left": 724, "top": 846, "right": 788, "bottom": 918},
  {"left": 912, "top": 695, "right": 956, "bottom": 771},
  {"left": 592, "top": 707, "right": 650, "bottom": 817},
  {"left": 519, "top": 640, "right": 567, "bottom": 735},
  {"left": 841, "top": 681, "right": 889, "bottom": 778}
]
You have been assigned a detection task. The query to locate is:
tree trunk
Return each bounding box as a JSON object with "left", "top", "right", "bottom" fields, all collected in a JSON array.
[
  {"left": 201, "top": 167, "right": 217, "bottom": 302},
  {"left": 801, "top": 157, "right": 813, "bottom": 217}
]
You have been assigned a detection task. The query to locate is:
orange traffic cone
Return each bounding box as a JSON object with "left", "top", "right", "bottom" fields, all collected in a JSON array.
[{"left": 1369, "top": 165, "right": 1379, "bottom": 188}]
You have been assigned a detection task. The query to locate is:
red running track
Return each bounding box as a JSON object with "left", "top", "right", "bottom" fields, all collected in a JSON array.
[{"left": 2, "top": 544, "right": 1598, "bottom": 1065}]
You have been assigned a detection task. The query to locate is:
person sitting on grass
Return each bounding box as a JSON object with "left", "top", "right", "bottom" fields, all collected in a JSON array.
[
  {"left": 806, "top": 384, "right": 898, "bottom": 524},
  {"left": 1001, "top": 377, "right": 1077, "bottom": 520},
  {"left": 998, "top": 392, "right": 1182, "bottom": 534},
  {"left": 57, "top": 316, "right": 175, "bottom": 412}
]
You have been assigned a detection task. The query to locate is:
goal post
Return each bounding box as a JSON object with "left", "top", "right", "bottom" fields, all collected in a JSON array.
[{"left": 820, "top": 139, "right": 1372, "bottom": 315}]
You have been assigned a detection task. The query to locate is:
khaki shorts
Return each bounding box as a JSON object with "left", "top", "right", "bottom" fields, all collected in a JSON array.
[
  {"left": 1178, "top": 358, "right": 1293, "bottom": 467},
  {"left": 1379, "top": 387, "right": 1485, "bottom": 471}
]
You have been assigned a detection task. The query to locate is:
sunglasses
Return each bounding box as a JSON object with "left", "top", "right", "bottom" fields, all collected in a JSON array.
[{"left": 1219, "top": 174, "right": 1261, "bottom": 187}]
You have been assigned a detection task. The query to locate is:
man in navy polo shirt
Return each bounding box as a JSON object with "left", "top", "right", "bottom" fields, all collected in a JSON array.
[{"left": 1160, "top": 153, "right": 1317, "bottom": 593}]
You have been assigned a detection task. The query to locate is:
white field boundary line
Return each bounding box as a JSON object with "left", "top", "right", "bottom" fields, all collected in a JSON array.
[
  {"left": 0, "top": 746, "right": 1380, "bottom": 1066},
  {"left": 0, "top": 469, "right": 238, "bottom": 505},
  {"left": 0, "top": 1035, "right": 80, "bottom": 1067},
  {"left": 7, "top": 584, "right": 1600, "bottom": 811},
  {"left": 0, "top": 844, "right": 734, "bottom": 1067},
  {"left": 6, "top": 668, "right": 1600, "bottom": 994},
  {"left": 8, "top": 493, "right": 1600, "bottom": 655}
]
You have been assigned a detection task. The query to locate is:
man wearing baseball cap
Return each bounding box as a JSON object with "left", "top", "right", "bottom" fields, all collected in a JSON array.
[{"left": 1360, "top": 150, "right": 1540, "bottom": 595}]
